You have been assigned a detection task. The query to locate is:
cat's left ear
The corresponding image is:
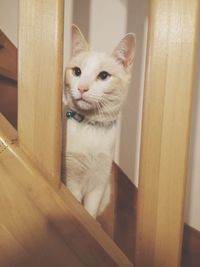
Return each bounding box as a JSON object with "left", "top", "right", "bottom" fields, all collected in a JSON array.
[
  {"left": 112, "top": 33, "right": 136, "bottom": 69},
  {"left": 71, "top": 24, "right": 89, "bottom": 56}
]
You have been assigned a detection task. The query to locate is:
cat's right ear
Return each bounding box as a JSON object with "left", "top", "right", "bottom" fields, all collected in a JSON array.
[
  {"left": 112, "top": 33, "right": 136, "bottom": 70},
  {"left": 71, "top": 24, "right": 89, "bottom": 56}
]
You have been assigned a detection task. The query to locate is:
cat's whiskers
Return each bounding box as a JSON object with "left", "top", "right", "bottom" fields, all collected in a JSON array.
[
  {"left": 102, "top": 98, "right": 121, "bottom": 112},
  {"left": 103, "top": 90, "right": 121, "bottom": 99},
  {"left": 87, "top": 92, "right": 119, "bottom": 122},
  {"left": 76, "top": 88, "right": 120, "bottom": 123},
  {"left": 93, "top": 98, "right": 103, "bottom": 123},
  {"left": 98, "top": 98, "right": 119, "bottom": 122},
  {"left": 83, "top": 93, "right": 105, "bottom": 122},
  {"left": 96, "top": 102, "right": 104, "bottom": 122},
  {"left": 91, "top": 97, "right": 104, "bottom": 122}
]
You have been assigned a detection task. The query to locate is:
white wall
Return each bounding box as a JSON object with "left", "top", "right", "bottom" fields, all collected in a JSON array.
[
  {"left": 114, "top": 0, "right": 148, "bottom": 186},
  {"left": 89, "top": 0, "right": 127, "bottom": 53},
  {"left": 0, "top": 0, "right": 18, "bottom": 46},
  {"left": 185, "top": 36, "right": 200, "bottom": 231},
  {"left": 63, "top": 0, "right": 73, "bottom": 67}
]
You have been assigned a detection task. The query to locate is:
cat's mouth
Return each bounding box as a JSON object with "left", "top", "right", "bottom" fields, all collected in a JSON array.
[{"left": 75, "top": 97, "right": 93, "bottom": 110}]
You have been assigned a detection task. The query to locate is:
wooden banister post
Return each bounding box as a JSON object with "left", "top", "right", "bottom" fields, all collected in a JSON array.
[
  {"left": 18, "top": 0, "right": 64, "bottom": 187},
  {"left": 136, "top": 1, "right": 200, "bottom": 266}
]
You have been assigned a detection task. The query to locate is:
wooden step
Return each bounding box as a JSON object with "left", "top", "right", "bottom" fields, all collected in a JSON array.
[{"left": 0, "top": 114, "right": 133, "bottom": 267}]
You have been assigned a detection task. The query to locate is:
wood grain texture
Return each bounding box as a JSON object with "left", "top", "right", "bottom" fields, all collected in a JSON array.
[
  {"left": 0, "top": 114, "right": 133, "bottom": 267},
  {"left": 0, "top": 30, "right": 17, "bottom": 81},
  {"left": 18, "top": 0, "right": 64, "bottom": 186},
  {"left": 135, "top": 1, "right": 200, "bottom": 267}
]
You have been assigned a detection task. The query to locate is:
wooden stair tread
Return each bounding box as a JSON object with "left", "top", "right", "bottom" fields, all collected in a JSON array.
[{"left": 0, "top": 114, "right": 133, "bottom": 267}]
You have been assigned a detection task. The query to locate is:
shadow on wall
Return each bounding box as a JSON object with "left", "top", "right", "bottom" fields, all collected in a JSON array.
[
  {"left": 72, "top": 0, "right": 90, "bottom": 40},
  {"left": 118, "top": 0, "right": 149, "bottom": 185}
]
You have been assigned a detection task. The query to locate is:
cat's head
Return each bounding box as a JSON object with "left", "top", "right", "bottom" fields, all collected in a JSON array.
[{"left": 65, "top": 25, "right": 136, "bottom": 121}]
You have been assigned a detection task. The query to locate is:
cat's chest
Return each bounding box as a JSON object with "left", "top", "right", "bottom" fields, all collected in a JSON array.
[{"left": 66, "top": 119, "right": 116, "bottom": 154}]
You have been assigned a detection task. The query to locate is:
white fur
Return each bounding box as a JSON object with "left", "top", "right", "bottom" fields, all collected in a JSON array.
[{"left": 62, "top": 25, "right": 136, "bottom": 218}]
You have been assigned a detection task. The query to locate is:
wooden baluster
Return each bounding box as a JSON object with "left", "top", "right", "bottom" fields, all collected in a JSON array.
[
  {"left": 18, "top": 0, "right": 64, "bottom": 187},
  {"left": 136, "top": 0, "right": 200, "bottom": 266}
]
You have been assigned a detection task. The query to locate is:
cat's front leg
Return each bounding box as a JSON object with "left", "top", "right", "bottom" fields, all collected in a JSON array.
[
  {"left": 83, "top": 184, "right": 106, "bottom": 219},
  {"left": 67, "top": 179, "right": 83, "bottom": 203}
]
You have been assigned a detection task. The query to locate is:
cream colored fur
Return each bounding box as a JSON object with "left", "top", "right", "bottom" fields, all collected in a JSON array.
[{"left": 62, "top": 25, "right": 136, "bottom": 218}]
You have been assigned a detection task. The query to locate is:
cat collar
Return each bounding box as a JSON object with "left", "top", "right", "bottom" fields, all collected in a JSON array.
[
  {"left": 66, "top": 110, "right": 84, "bottom": 122},
  {"left": 66, "top": 110, "right": 116, "bottom": 128}
]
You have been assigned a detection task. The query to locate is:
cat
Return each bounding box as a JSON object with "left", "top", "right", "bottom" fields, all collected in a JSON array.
[{"left": 62, "top": 25, "right": 136, "bottom": 219}]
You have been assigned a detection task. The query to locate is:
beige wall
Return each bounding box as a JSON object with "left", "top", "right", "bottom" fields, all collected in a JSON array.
[
  {"left": 1, "top": 0, "right": 199, "bottom": 232},
  {"left": 0, "top": 0, "right": 18, "bottom": 46}
]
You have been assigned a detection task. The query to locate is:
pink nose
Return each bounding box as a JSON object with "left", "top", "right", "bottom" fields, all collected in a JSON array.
[{"left": 78, "top": 86, "right": 89, "bottom": 94}]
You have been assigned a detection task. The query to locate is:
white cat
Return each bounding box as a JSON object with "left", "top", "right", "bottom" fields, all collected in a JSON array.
[{"left": 62, "top": 25, "right": 136, "bottom": 219}]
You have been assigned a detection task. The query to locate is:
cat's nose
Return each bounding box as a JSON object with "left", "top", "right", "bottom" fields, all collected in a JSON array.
[{"left": 78, "top": 86, "right": 89, "bottom": 94}]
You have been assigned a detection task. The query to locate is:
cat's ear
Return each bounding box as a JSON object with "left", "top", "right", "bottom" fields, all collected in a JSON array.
[
  {"left": 112, "top": 33, "right": 136, "bottom": 69},
  {"left": 71, "top": 24, "right": 89, "bottom": 56}
]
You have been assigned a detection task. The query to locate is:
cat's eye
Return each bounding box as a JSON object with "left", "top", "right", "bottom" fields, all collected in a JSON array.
[
  {"left": 97, "top": 71, "right": 111, "bottom": 81},
  {"left": 72, "top": 67, "right": 81, "bottom": 77}
]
